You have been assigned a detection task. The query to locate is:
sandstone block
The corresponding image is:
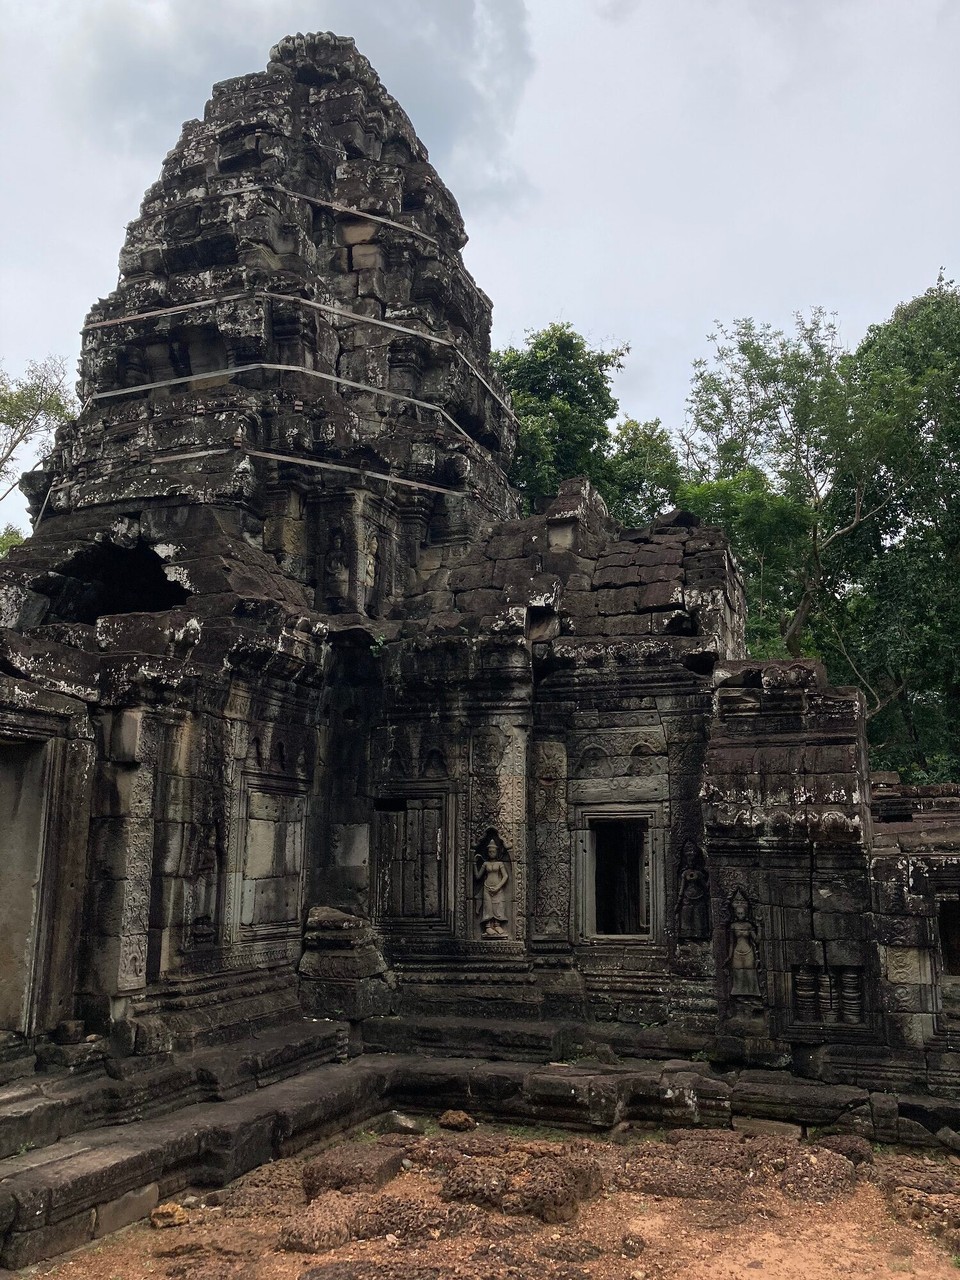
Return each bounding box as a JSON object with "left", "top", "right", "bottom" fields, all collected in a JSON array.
[
  {"left": 2, "top": 1209, "right": 95, "bottom": 1270},
  {"left": 95, "top": 1182, "right": 159, "bottom": 1237},
  {"left": 150, "top": 1201, "right": 189, "bottom": 1228}
]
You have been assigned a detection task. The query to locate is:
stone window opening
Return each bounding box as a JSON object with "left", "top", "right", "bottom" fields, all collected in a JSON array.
[
  {"left": 119, "top": 324, "right": 228, "bottom": 390},
  {"left": 168, "top": 324, "right": 227, "bottom": 377},
  {"left": 582, "top": 817, "right": 652, "bottom": 938},
  {"left": 791, "top": 964, "right": 865, "bottom": 1024},
  {"left": 939, "top": 898, "right": 960, "bottom": 977}
]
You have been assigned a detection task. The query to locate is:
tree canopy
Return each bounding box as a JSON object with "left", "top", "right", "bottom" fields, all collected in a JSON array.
[
  {"left": 0, "top": 355, "right": 76, "bottom": 551},
  {"left": 0, "top": 523, "right": 23, "bottom": 558},
  {"left": 494, "top": 278, "right": 960, "bottom": 779},
  {"left": 492, "top": 322, "right": 628, "bottom": 509},
  {"left": 815, "top": 279, "right": 960, "bottom": 779},
  {"left": 493, "top": 323, "right": 682, "bottom": 526},
  {"left": 604, "top": 417, "right": 683, "bottom": 528},
  {"left": 0, "top": 356, "right": 75, "bottom": 505}
]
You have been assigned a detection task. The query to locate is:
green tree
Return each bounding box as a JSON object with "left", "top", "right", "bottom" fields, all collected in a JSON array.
[
  {"left": 0, "top": 356, "right": 75, "bottom": 503},
  {"left": 679, "top": 283, "right": 960, "bottom": 778},
  {"left": 814, "top": 277, "right": 960, "bottom": 777},
  {"left": 0, "top": 524, "right": 23, "bottom": 557},
  {"left": 677, "top": 468, "right": 811, "bottom": 656},
  {"left": 490, "top": 300, "right": 960, "bottom": 779},
  {"left": 493, "top": 323, "right": 628, "bottom": 510},
  {"left": 681, "top": 310, "right": 915, "bottom": 657},
  {"left": 603, "top": 417, "right": 682, "bottom": 527}
]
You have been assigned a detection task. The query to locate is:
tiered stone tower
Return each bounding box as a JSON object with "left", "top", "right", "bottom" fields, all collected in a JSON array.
[
  {"left": 0, "top": 31, "right": 517, "bottom": 1060},
  {"left": 0, "top": 32, "right": 956, "bottom": 1140}
]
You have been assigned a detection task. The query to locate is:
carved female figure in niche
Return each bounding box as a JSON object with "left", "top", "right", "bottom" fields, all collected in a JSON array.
[
  {"left": 727, "top": 889, "right": 761, "bottom": 999},
  {"left": 323, "top": 529, "right": 351, "bottom": 613},
  {"left": 187, "top": 827, "right": 223, "bottom": 950},
  {"left": 676, "top": 841, "right": 710, "bottom": 941},
  {"left": 362, "top": 532, "right": 379, "bottom": 615},
  {"left": 474, "top": 830, "right": 511, "bottom": 939}
]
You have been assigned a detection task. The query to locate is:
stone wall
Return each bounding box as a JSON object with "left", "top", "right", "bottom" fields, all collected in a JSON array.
[{"left": 0, "top": 32, "right": 956, "bottom": 1107}]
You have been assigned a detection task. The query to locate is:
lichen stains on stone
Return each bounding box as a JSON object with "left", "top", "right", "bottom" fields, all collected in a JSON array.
[{"left": 0, "top": 33, "right": 955, "bottom": 1179}]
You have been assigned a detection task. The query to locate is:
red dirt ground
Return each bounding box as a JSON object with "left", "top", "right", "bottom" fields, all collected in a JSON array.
[{"left": 24, "top": 1122, "right": 960, "bottom": 1280}]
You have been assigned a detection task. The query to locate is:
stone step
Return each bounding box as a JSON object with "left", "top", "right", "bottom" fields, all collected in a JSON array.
[
  {"left": 1, "top": 1049, "right": 957, "bottom": 1268},
  {"left": 0, "top": 1054, "right": 395, "bottom": 1270},
  {"left": 123, "top": 969, "right": 306, "bottom": 1054},
  {"left": 191, "top": 1018, "right": 349, "bottom": 1097},
  {"left": 0, "top": 1050, "right": 37, "bottom": 1089},
  {"left": 363, "top": 1014, "right": 571, "bottom": 1059},
  {"left": 0, "top": 1018, "right": 347, "bottom": 1162},
  {"left": 363, "top": 1012, "right": 722, "bottom": 1064}
]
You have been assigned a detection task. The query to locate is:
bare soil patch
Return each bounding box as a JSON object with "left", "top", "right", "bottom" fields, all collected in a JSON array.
[{"left": 25, "top": 1122, "right": 960, "bottom": 1280}]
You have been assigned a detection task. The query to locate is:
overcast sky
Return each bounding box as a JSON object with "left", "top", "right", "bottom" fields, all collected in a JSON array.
[{"left": 1, "top": 0, "right": 958, "bottom": 528}]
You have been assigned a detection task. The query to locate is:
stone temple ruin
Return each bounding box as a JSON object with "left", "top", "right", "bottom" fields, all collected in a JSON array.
[{"left": 1, "top": 30, "right": 960, "bottom": 1266}]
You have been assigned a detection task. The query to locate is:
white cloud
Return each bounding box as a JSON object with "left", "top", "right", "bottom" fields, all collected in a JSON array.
[
  {"left": 464, "top": 0, "right": 960, "bottom": 432},
  {"left": 1, "top": 0, "right": 958, "bottom": 532}
]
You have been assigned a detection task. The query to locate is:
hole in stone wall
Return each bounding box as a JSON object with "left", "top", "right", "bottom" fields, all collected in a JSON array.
[
  {"left": 117, "top": 324, "right": 227, "bottom": 389},
  {"left": 170, "top": 324, "right": 227, "bottom": 376},
  {"left": 682, "top": 650, "right": 716, "bottom": 675},
  {"left": 163, "top": 234, "right": 238, "bottom": 275},
  {"left": 384, "top": 139, "right": 415, "bottom": 166},
  {"left": 663, "top": 611, "right": 699, "bottom": 636},
  {"left": 41, "top": 541, "right": 190, "bottom": 623},
  {"left": 217, "top": 134, "right": 261, "bottom": 175},
  {"left": 401, "top": 189, "right": 426, "bottom": 212},
  {"left": 527, "top": 606, "right": 559, "bottom": 642},
  {"left": 452, "top": 404, "right": 500, "bottom": 453}
]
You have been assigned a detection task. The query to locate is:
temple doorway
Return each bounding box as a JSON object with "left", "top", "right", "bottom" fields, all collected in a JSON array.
[
  {"left": 0, "top": 740, "right": 48, "bottom": 1034},
  {"left": 374, "top": 796, "right": 446, "bottom": 923}
]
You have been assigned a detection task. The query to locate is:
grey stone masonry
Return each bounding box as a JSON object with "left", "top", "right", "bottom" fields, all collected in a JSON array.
[{"left": 0, "top": 37, "right": 959, "bottom": 1257}]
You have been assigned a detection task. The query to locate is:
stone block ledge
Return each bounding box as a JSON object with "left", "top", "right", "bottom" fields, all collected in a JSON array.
[
  {"left": 0, "top": 1017, "right": 347, "bottom": 1163},
  {"left": 0, "top": 1056, "right": 392, "bottom": 1270},
  {"left": 3, "top": 1051, "right": 960, "bottom": 1268}
]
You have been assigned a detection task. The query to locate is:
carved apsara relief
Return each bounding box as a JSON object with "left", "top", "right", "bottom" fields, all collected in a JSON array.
[
  {"left": 474, "top": 828, "right": 512, "bottom": 938},
  {"left": 675, "top": 840, "right": 710, "bottom": 942},
  {"left": 466, "top": 724, "right": 526, "bottom": 942},
  {"left": 725, "top": 888, "right": 764, "bottom": 1010},
  {"left": 323, "top": 528, "right": 351, "bottom": 613}
]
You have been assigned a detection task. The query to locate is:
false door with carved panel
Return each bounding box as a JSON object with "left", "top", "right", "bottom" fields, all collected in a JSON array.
[{"left": 374, "top": 795, "right": 451, "bottom": 927}]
